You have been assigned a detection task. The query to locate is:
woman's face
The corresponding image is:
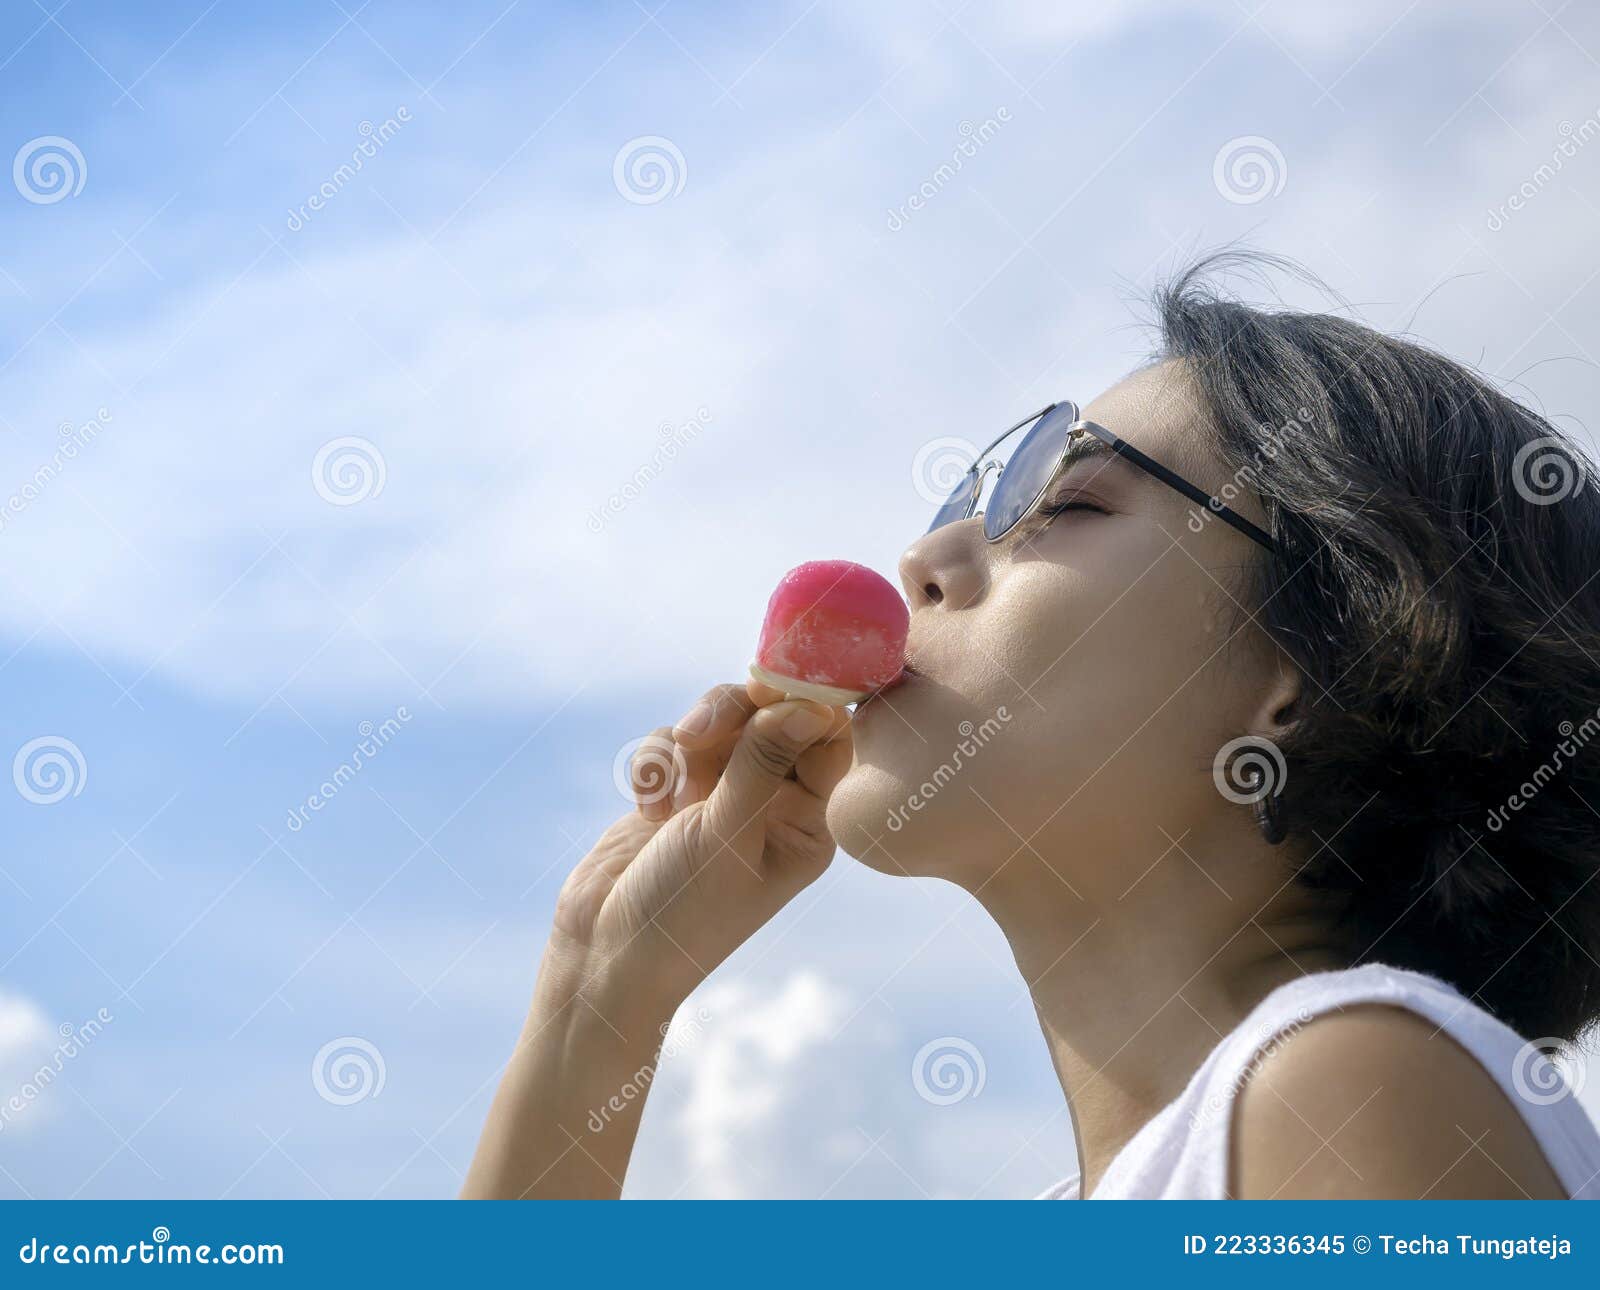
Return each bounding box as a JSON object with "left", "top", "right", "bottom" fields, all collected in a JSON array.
[{"left": 827, "top": 361, "right": 1286, "bottom": 901}]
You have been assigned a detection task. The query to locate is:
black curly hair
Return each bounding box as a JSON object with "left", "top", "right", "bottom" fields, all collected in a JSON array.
[{"left": 1155, "top": 253, "right": 1600, "bottom": 1043}]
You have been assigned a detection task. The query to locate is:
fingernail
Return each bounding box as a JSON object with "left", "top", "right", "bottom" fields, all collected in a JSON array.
[
  {"left": 782, "top": 704, "right": 831, "bottom": 742},
  {"left": 675, "top": 703, "right": 714, "bottom": 737}
]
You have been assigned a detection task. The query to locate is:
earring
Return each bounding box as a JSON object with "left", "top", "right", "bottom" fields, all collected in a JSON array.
[{"left": 1253, "top": 793, "right": 1287, "bottom": 846}]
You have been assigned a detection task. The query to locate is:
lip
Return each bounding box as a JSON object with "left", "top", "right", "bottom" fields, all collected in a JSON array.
[
  {"left": 856, "top": 658, "right": 921, "bottom": 711},
  {"left": 897, "top": 655, "right": 929, "bottom": 684},
  {"left": 884, "top": 657, "right": 925, "bottom": 689}
]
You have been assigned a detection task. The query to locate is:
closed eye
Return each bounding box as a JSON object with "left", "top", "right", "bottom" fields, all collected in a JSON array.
[
  {"left": 1014, "top": 496, "right": 1107, "bottom": 540},
  {"left": 1041, "top": 498, "right": 1108, "bottom": 520}
]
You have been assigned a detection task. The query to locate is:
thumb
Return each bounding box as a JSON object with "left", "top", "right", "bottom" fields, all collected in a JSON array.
[{"left": 703, "top": 700, "right": 835, "bottom": 841}]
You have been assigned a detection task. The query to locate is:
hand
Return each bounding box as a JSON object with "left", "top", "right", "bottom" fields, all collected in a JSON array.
[
  {"left": 553, "top": 681, "right": 852, "bottom": 1012},
  {"left": 462, "top": 681, "right": 851, "bottom": 1199}
]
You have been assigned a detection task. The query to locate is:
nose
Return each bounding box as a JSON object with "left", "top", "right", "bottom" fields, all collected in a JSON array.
[{"left": 899, "top": 518, "right": 989, "bottom": 612}]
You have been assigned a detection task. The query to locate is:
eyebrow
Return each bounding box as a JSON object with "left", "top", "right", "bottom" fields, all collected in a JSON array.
[{"left": 1057, "top": 435, "right": 1139, "bottom": 481}]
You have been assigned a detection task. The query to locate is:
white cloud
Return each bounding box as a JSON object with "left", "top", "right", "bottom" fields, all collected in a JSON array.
[
  {"left": 1, "top": 0, "right": 1595, "bottom": 726},
  {"left": 0, "top": 990, "right": 51, "bottom": 1063},
  {"left": 0, "top": 152, "right": 952, "bottom": 711},
  {"left": 664, "top": 972, "right": 847, "bottom": 1198},
  {"left": 617, "top": 870, "right": 1081, "bottom": 1203},
  {"left": 0, "top": 991, "right": 62, "bottom": 1137}
]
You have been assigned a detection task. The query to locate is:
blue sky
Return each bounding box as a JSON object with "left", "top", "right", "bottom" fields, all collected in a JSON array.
[{"left": 2, "top": 0, "right": 1599, "bottom": 1198}]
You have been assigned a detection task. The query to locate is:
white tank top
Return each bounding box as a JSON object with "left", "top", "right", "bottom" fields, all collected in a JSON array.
[{"left": 1037, "top": 961, "right": 1600, "bottom": 1199}]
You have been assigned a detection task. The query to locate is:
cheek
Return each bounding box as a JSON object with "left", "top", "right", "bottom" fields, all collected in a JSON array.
[
  {"left": 828, "top": 703, "right": 1022, "bottom": 873},
  {"left": 828, "top": 549, "right": 1250, "bottom": 873},
  {"left": 946, "top": 557, "right": 1242, "bottom": 838}
]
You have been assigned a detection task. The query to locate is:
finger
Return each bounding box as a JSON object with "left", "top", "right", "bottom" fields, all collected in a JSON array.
[
  {"left": 679, "top": 707, "right": 849, "bottom": 810},
  {"left": 743, "top": 678, "right": 852, "bottom": 740},
  {"left": 676, "top": 705, "right": 848, "bottom": 810},
  {"left": 671, "top": 685, "right": 755, "bottom": 810},
  {"left": 674, "top": 738, "right": 726, "bottom": 813},
  {"left": 764, "top": 779, "right": 837, "bottom": 881},
  {"left": 630, "top": 727, "right": 682, "bottom": 824},
  {"left": 703, "top": 700, "right": 835, "bottom": 842},
  {"left": 672, "top": 684, "right": 759, "bottom": 750},
  {"left": 745, "top": 676, "right": 788, "bottom": 708},
  {"left": 768, "top": 777, "right": 832, "bottom": 841},
  {"left": 744, "top": 681, "right": 855, "bottom": 737},
  {"left": 795, "top": 727, "right": 854, "bottom": 799},
  {"left": 815, "top": 706, "right": 853, "bottom": 743}
]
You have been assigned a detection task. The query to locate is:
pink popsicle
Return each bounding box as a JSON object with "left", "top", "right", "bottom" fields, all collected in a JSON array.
[{"left": 750, "top": 560, "right": 910, "bottom": 705}]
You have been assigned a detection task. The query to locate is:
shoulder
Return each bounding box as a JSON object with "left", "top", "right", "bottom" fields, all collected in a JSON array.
[{"left": 1229, "top": 1002, "right": 1565, "bottom": 1198}]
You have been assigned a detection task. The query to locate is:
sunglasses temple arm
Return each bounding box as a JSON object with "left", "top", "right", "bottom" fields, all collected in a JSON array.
[{"left": 1103, "top": 435, "right": 1278, "bottom": 552}]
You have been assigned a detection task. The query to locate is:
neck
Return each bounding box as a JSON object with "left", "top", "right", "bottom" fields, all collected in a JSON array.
[{"left": 968, "top": 826, "right": 1347, "bottom": 1196}]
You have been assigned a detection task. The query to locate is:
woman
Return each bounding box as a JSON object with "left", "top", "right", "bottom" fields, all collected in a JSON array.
[{"left": 464, "top": 256, "right": 1600, "bottom": 1199}]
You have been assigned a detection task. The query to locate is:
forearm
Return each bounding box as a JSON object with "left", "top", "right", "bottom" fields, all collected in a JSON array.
[{"left": 461, "top": 938, "right": 680, "bottom": 1199}]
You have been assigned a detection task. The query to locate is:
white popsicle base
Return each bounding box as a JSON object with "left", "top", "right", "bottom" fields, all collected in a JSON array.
[{"left": 748, "top": 662, "right": 868, "bottom": 707}]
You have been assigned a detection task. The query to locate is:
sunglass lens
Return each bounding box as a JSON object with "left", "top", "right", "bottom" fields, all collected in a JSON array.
[
  {"left": 927, "top": 468, "right": 980, "bottom": 534},
  {"left": 983, "top": 406, "right": 1075, "bottom": 539}
]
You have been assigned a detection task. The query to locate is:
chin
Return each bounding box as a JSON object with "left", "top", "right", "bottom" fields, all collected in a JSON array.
[
  {"left": 825, "top": 760, "right": 966, "bottom": 878},
  {"left": 829, "top": 673, "right": 1018, "bottom": 878}
]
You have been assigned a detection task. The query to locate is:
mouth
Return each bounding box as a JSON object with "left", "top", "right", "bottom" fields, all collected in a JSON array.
[{"left": 856, "top": 657, "right": 922, "bottom": 709}]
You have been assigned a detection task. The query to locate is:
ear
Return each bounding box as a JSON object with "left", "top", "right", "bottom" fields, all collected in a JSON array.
[{"left": 1250, "top": 647, "right": 1303, "bottom": 742}]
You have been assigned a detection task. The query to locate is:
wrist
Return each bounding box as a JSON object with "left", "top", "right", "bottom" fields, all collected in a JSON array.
[
  {"left": 533, "top": 927, "right": 690, "bottom": 1048},
  {"left": 464, "top": 934, "right": 682, "bottom": 1199}
]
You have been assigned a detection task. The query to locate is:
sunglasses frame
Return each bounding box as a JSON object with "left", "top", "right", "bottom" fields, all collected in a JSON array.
[{"left": 931, "top": 401, "right": 1277, "bottom": 552}]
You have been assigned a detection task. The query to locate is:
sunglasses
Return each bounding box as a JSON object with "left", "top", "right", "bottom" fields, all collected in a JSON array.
[{"left": 927, "top": 401, "right": 1277, "bottom": 551}]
